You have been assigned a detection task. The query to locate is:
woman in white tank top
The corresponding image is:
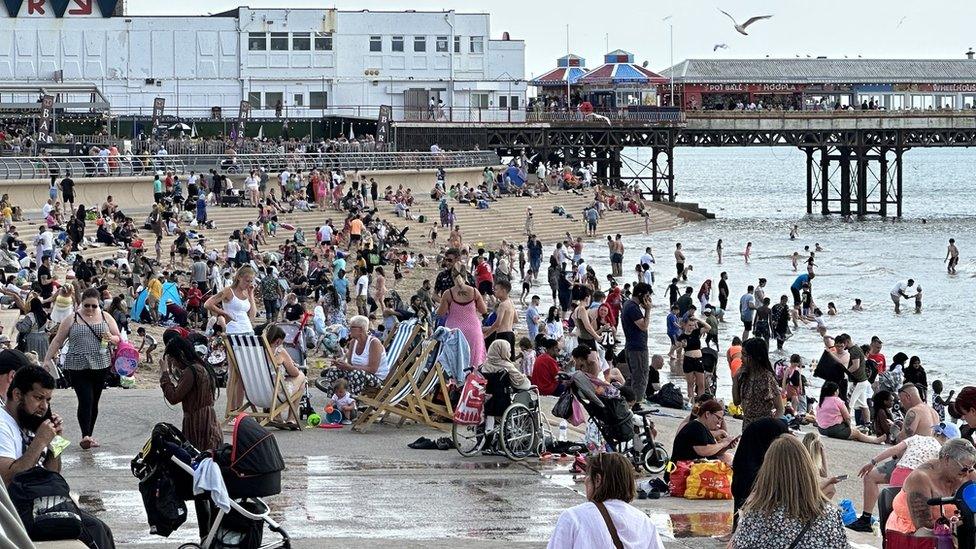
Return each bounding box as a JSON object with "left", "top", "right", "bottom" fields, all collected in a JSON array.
[
  {"left": 316, "top": 314, "right": 389, "bottom": 397},
  {"left": 205, "top": 265, "right": 257, "bottom": 335}
]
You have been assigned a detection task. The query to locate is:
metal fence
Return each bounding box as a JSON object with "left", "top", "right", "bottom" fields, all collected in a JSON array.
[{"left": 0, "top": 150, "right": 500, "bottom": 180}]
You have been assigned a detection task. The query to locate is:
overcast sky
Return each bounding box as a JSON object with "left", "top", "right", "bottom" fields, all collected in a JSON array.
[{"left": 126, "top": 0, "right": 976, "bottom": 76}]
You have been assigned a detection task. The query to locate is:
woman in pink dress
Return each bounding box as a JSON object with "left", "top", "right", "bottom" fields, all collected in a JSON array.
[
  {"left": 315, "top": 171, "right": 328, "bottom": 209},
  {"left": 437, "top": 268, "right": 488, "bottom": 366}
]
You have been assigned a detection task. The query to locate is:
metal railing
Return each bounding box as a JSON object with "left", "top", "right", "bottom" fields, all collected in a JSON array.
[
  {"left": 59, "top": 137, "right": 387, "bottom": 156},
  {"left": 0, "top": 150, "right": 500, "bottom": 180},
  {"left": 526, "top": 109, "right": 685, "bottom": 124}
]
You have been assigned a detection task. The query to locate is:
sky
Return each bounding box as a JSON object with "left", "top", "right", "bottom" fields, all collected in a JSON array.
[{"left": 125, "top": 0, "right": 976, "bottom": 77}]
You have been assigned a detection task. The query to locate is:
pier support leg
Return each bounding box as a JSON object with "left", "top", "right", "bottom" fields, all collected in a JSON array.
[
  {"left": 839, "top": 147, "right": 852, "bottom": 218},
  {"left": 609, "top": 148, "right": 621, "bottom": 187},
  {"left": 855, "top": 147, "right": 869, "bottom": 217},
  {"left": 896, "top": 148, "right": 904, "bottom": 218},
  {"left": 820, "top": 147, "right": 830, "bottom": 216},
  {"left": 665, "top": 148, "right": 674, "bottom": 202},
  {"left": 879, "top": 147, "right": 888, "bottom": 218},
  {"left": 805, "top": 147, "right": 814, "bottom": 214},
  {"left": 651, "top": 148, "right": 660, "bottom": 201}
]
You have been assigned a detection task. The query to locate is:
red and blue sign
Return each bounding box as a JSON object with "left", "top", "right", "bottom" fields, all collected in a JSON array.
[{"left": 2, "top": 0, "right": 118, "bottom": 17}]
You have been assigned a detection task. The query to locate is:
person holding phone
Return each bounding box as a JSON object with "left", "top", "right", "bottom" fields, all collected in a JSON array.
[
  {"left": 204, "top": 265, "right": 257, "bottom": 336},
  {"left": 670, "top": 399, "right": 737, "bottom": 478},
  {"left": 620, "top": 282, "right": 653, "bottom": 408}
]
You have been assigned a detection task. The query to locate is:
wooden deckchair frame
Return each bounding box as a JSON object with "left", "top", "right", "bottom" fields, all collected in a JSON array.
[{"left": 223, "top": 333, "right": 302, "bottom": 430}]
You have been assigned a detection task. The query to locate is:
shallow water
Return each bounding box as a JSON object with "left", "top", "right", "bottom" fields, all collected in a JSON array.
[{"left": 609, "top": 147, "right": 976, "bottom": 394}]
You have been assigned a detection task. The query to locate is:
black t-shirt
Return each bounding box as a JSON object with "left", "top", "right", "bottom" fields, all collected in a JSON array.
[
  {"left": 678, "top": 330, "right": 703, "bottom": 352},
  {"left": 37, "top": 265, "right": 52, "bottom": 296},
  {"left": 671, "top": 420, "right": 716, "bottom": 463},
  {"left": 667, "top": 284, "right": 679, "bottom": 304},
  {"left": 60, "top": 177, "right": 74, "bottom": 196},
  {"left": 283, "top": 303, "right": 304, "bottom": 322}
]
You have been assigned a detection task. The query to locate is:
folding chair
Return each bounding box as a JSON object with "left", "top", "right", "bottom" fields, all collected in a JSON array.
[
  {"left": 223, "top": 333, "right": 303, "bottom": 430},
  {"left": 354, "top": 339, "right": 448, "bottom": 432}
]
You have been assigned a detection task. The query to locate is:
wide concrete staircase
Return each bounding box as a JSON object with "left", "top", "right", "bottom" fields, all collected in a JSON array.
[{"left": 27, "top": 190, "right": 697, "bottom": 271}]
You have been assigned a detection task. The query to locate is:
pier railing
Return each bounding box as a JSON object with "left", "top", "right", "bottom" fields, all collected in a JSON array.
[{"left": 0, "top": 150, "right": 500, "bottom": 180}]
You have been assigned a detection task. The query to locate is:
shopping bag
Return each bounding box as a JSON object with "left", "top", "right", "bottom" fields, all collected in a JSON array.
[
  {"left": 453, "top": 370, "right": 487, "bottom": 426},
  {"left": 684, "top": 460, "right": 733, "bottom": 500},
  {"left": 113, "top": 340, "right": 140, "bottom": 377},
  {"left": 668, "top": 460, "right": 693, "bottom": 497},
  {"left": 570, "top": 398, "right": 586, "bottom": 427},
  {"left": 551, "top": 391, "right": 573, "bottom": 420}
]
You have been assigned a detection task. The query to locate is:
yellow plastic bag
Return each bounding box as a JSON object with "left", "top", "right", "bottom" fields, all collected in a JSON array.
[{"left": 683, "top": 460, "right": 733, "bottom": 500}]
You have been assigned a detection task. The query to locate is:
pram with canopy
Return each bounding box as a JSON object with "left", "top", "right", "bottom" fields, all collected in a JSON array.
[{"left": 131, "top": 414, "right": 290, "bottom": 548}]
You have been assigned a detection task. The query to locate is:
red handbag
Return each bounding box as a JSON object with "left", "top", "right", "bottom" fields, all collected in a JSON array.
[{"left": 668, "top": 460, "right": 693, "bottom": 497}]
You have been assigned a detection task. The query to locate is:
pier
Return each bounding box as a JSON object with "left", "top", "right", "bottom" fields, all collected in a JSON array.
[{"left": 395, "top": 110, "right": 976, "bottom": 217}]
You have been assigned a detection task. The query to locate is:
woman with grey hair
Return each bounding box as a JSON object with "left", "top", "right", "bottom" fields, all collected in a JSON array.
[
  {"left": 885, "top": 438, "right": 976, "bottom": 538},
  {"left": 316, "top": 315, "right": 389, "bottom": 397}
]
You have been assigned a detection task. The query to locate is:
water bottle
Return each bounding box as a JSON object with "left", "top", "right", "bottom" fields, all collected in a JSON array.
[
  {"left": 558, "top": 420, "right": 568, "bottom": 442},
  {"left": 839, "top": 499, "right": 857, "bottom": 526}
]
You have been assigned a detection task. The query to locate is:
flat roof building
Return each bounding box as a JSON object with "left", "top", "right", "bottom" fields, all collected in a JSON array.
[{"left": 0, "top": 4, "right": 526, "bottom": 121}]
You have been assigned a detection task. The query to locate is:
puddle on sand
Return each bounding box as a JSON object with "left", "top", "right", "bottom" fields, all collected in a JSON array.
[{"left": 648, "top": 511, "right": 733, "bottom": 539}]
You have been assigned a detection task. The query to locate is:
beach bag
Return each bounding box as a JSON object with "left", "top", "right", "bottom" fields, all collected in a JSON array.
[
  {"left": 114, "top": 340, "right": 140, "bottom": 377},
  {"left": 813, "top": 350, "right": 846, "bottom": 383},
  {"left": 8, "top": 467, "right": 84, "bottom": 541},
  {"left": 668, "top": 460, "right": 693, "bottom": 497},
  {"left": 453, "top": 370, "right": 487, "bottom": 425},
  {"left": 684, "top": 460, "right": 733, "bottom": 500},
  {"left": 551, "top": 391, "right": 574, "bottom": 420},
  {"left": 648, "top": 383, "right": 684, "bottom": 409}
]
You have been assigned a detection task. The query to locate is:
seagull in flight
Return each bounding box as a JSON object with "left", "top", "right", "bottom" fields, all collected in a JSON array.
[
  {"left": 713, "top": 43, "right": 729, "bottom": 52},
  {"left": 718, "top": 9, "right": 773, "bottom": 35},
  {"left": 895, "top": 16, "right": 907, "bottom": 29}
]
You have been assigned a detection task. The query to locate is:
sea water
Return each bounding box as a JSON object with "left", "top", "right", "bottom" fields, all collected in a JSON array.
[{"left": 607, "top": 147, "right": 976, "bottom": 394}]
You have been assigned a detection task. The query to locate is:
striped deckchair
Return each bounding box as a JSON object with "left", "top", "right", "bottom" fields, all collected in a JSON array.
[
  {"left": 223, "top": 333, "right": 303, "bottom": 430},
  {"left": 354, "top": 339, "right": 443, "bottom": 432}
]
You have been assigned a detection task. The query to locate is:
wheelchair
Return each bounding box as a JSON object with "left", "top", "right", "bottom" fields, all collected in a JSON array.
[{"left": 452, "top": 371, "right": 550, "bottom": 461}]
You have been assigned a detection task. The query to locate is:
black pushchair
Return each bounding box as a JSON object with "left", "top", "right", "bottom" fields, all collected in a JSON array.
[
  {"left": 131, "top": 415, "right": 290, "bottom": 548},
  {"left": 560, "top": 371, "right": 670, "bottom": 474}
]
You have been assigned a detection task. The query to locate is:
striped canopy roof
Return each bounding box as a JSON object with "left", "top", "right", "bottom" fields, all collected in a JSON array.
[
  {"left": 531, "top": 54, "right": 589, "bottom": 87},
  {"left": 578, "top": 50, "right": 668, "bottom": 87}
]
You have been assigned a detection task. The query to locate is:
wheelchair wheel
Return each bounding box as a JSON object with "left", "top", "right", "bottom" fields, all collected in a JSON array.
[
  {"left": 452, "top": 422, "right": 485, "bottom": 457},
  {"left": 500, "top": 403, "right": 537, "bottom": 461},
  {"left": 642, "top": 442, "right": 670, "bottom": 475}
]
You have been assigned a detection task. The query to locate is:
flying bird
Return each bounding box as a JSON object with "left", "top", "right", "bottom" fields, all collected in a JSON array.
[
  {"left": 713, "top": 43, "right": 729, "bottom": 52},
  {"left": 895, "top": 16, "right": 907, "bottom": 29},
  {"left": 718, "top": 10, "right": 773, "bottom": 35}
]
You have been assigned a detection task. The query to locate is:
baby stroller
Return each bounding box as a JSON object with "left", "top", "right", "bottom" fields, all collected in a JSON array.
[
  {"left": 561, "top": 371, "right": 670, "bottom": 474},
  {"left": 452, "top": 371, "right": 550, "bottom": 461},
  {"left": 131, "top": 415, "right": 290, "bottom": 548}
]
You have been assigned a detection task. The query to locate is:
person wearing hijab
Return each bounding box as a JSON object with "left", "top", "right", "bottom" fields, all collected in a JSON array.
[
  {"left": 730, "top": 417, "right": 788, "bottom": 533},
  {"left": 480, "top": 339, "right": 530, "bottom": 390}
]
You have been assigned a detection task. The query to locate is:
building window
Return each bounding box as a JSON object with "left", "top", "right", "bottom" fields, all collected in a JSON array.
[
  {"left": 454, "top": 36, "right": 461, "bottom": 53},
  {"left": 292, "top": 32, "right": 310, "bottom": 51},
  {"left": 472, "top": 92, "right": 490, "bottom": 109},
  {"left": 265, "top": 92, "right": 283, "bottom": 110},
  {"left": 248, "top": 33, "right": 266, "bottom": 51},
  {"left": 436, "top": 36, "right": 448, "bottom": 53},
  {"left": 369, "top": 36, "right": 382, "bottom": 52},
  {"left": 310, "top": 91, "right": 328, "bottom": 109},
  {"left": 314, "top": 32, "right": 333, "bottom": 51},
  {"left": 498, "top": 96, "right": 508, "bottom": 109},
  {"left": 270, "top": 32, "right": 289, "bottom": 51},
  {"left": 414, "top": 36, "right": 426, "bottom": 52},
  {"left": 247, "top": 92, "right": 262, "bottom": 108},
  {"left": 391, "top": 36, "right": 404, "bottom": 52},
  {"left": 510, "top": 95, "right": 520, "bottom": 110},
  {"left": 293, "top": 94, "right": 304, "bottom": 107},
  {"left": 470, "top": 36, "right": 484, "bottom": 54}
]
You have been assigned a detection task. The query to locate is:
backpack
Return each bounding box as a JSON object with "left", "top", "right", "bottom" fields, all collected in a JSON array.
[
  {"left": 8, "top": 467, "right": 84, "bottom": 542},
  {"left": 648, "top": 383, "right": 685, "bottom": 409},
  {"left": 138, "top": 470, "right": 187, "bottom": 537}
]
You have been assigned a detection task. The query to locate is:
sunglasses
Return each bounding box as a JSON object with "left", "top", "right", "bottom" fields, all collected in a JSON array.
[
  {"left": 956, "top": 458, "right": 976, "bottom": 475},
  {"left": 82, "top": 303, "right": 99, "bottom": 309}
]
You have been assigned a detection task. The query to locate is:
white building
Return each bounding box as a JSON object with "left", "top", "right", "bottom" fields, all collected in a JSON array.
[{"left": 0, "top": 3, "right": 527, "bottom": 121}]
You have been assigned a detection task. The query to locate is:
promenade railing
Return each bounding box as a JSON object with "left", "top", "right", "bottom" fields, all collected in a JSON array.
[{"left": 0, "top": 150, "right": 500, "bottom": 181}]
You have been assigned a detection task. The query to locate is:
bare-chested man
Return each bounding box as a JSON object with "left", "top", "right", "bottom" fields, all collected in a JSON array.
[
  {"left": 897, "top": 383, "right": 939, "bottom": 442},
  {"left": 945, "top": 238, "right": 960, "bottom": 274},
  {"left": 674, "top": 243, "right": 686, "bottom": 281},
  {"left": 483, "top": 279, "right": 517, "bottom": 360}
]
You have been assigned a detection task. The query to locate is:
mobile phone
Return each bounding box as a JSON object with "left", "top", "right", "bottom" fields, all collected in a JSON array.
[{"left": 834, "top": 474, "right": 849, "bottom": 482}]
